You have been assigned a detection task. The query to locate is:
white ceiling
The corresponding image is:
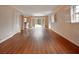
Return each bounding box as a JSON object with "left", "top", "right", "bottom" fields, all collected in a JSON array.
[{"left": 12, "top": 5, "right": 58, "bottom": 16}]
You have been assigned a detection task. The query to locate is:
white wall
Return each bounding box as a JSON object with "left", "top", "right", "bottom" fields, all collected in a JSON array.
[
  {"left": 0, "top": 6, "right": 22, "bottom": 43},
  {"left": 51, "top": 6, "right": 79, "bottom": 47}
]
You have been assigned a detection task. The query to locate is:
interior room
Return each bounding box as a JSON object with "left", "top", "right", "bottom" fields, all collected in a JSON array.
[{"left": 0, "top": 5, "right": 79, "bottom": 54}]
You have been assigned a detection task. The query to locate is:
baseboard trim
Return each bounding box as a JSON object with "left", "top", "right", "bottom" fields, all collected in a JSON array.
[
  {"left": 51, "top": 29, "right": 79, "bottom": 47},
  {"left": 0, "top": 32, "right": 16, "bottom": 43}
]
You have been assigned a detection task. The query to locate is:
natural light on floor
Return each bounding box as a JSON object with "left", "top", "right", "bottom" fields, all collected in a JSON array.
[{"left": 35, "top": 24, "right": 42, "bottom": 28}]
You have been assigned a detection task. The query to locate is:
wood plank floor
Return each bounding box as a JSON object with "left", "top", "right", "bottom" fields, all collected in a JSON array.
[{"left": 0, "top": 28, "right": 79, "bottom": 54}]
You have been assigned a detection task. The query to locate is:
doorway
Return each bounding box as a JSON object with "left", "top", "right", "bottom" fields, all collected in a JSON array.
[{"left": 34, "top": 16, "right": 44, "bottom": 28}]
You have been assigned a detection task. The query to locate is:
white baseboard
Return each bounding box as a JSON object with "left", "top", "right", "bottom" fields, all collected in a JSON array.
[
  {"left": 51, "top": 29, "right": 79, "bottom": 47},
  {"left": 0, "top": 32, "right": 16, "bottom": 43}
]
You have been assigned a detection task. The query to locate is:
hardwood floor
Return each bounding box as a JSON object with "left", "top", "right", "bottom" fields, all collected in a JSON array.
[{"left": 0, "top": 28, "right": 79, "bottom": 54}]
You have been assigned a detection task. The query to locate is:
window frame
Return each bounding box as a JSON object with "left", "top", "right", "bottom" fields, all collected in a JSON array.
[{"left": 71, "top": 5, "right": 79, "bottom": 23}]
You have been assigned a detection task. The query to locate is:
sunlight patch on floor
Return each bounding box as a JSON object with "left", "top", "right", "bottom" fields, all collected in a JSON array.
[
  {"left": 32, "top": 24, "right": 44, "bottom": 41},
  {"left": 35, "top": 24, "right": 42, "bottom": 29}
]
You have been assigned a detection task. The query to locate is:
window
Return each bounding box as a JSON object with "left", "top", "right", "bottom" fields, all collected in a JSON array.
[
  {"left": 71, "top": 5, "right": 79, "bottom": 23},
  {"left": 35, "top": 16, "right": 42, "bottom": 25},
  {"left": 37, "top": 16, "right": 41, "bottom": 25},
  {"left": 33, "top": 16, "right": 43, "bottom": 28}
]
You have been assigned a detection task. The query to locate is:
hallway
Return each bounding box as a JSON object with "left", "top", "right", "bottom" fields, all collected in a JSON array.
[{"left": 0, "top": 28, "right": 79, "bottom": 54}]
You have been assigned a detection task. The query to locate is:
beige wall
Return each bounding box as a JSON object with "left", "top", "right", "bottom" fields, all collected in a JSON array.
[
  {"left": 0, "top": 6, "right": 22, "bottom": 43},
  {"left": 44, "top": 16, "right": 48, "bottom": 28},
  {"left": 20, "top": 15, "right": 24, "bottom": 31},
  {"left": 52, "top": 5, "right": 79, "bottom": 46}
]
